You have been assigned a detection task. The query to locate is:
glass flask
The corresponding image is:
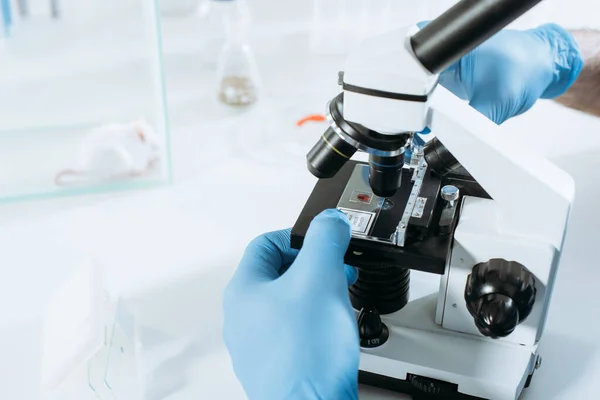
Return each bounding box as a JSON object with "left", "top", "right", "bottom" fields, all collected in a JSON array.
[
  {"left": 199, "top": 0, "right": 251, "bottom": 67},
  {"left": 158, "top": 0, "right": 202, "bottom": 17},
  {"left": 0, "top": 0, "right": 171, "bottom": 203},
  {"left": 216, "top": 1, "right": 260, "bottom": 107}
]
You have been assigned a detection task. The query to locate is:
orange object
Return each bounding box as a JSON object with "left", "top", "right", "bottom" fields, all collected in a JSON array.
[
  {"left": 357, "top": 193, "right": 371, "bottom": 203},
  {"left": 296, "top": 114, "right": 327, "bottom": 127}
]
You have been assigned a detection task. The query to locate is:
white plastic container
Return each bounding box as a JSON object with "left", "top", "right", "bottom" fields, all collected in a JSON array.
[{"left": 39, "top": 261, "right": 143, "bottom": 400}]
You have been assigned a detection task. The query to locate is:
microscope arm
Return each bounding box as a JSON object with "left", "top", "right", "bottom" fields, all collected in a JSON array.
[{"left": 428, "top": 86, "right": 574, "bottom": 251}]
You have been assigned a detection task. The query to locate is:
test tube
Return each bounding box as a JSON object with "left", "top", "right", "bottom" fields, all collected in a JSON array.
[
  {"left": 17, "top": 0, "right": 28, "bottom": 18},
  {"left": 50, "top": 0, "right": 60, "bottom": 19}
]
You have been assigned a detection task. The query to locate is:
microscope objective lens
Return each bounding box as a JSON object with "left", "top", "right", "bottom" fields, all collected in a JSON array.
[
  {"left": 306, "top": 127, "right": 357, "bottom": 179},
  {"left": 368, "top": 153, "right": 405, "bottom": 198}
]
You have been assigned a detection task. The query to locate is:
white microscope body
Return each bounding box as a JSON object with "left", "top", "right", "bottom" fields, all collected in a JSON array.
[
  {"left": 291, "top": 0, "right": 574, "bottom": 398},
  {"left": 341, "top": 23, "right": 573, "bottom": 400}
]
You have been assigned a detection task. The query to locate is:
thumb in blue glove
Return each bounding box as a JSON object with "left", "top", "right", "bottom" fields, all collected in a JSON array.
[
  {"left": 223, "top": 209, "right": 360, "bottom": 400},
  {"left": 417, "top": 22, "right": 584, "bottom": 124}
]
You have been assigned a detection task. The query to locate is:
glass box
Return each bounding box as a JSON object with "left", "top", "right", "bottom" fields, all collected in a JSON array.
[{"left": 0, "top": 0, "right": 171, "bottom": 203}]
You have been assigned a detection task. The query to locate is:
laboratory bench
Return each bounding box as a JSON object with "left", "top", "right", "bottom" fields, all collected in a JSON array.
[{"left": 1, "top": 1, "right": 600, "bottom": 399}]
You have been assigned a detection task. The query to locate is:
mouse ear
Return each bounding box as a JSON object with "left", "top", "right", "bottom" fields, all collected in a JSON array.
[{"left": 135, "top": 126, "right": 146, "bottom": 142}]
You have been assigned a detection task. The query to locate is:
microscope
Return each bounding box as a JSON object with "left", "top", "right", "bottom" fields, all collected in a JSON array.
[{"left": 290, "top": 0, "right": 574, "bottom": 399}]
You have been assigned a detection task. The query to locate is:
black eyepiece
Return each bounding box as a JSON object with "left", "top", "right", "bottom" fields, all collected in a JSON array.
[
  {"left": 307, "top": 127, "right": 357, "bottom": 179},
  {"left": 410, "top": 0, "right": 544, "bottom": 74},
  {"left": 368, "top": 153, "right": 405, "bottom": 198}
]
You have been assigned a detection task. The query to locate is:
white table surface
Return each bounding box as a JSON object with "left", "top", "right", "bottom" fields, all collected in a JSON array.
[{"left": 2, "top": 1, "right": 600, "bottom": 399}]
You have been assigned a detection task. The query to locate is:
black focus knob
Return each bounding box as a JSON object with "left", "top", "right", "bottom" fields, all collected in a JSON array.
[
  {"left": 357, "top": 306, "right": 389, "bottom": 348},
  {"left": 465, "top": 259, "right": 536, "bottom": 339}
]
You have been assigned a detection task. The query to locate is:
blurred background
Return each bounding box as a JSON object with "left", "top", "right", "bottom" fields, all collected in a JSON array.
[
  {"left": 0, "top": 0, "right": 599, "bottom": 399},
  {"left": 0, "top": 0, "right": 595, "bottom": 203}
]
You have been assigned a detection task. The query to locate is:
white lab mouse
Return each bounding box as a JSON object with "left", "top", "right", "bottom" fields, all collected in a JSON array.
[{"left": 55, "top": 119, "right": 162, "bottom": 187}]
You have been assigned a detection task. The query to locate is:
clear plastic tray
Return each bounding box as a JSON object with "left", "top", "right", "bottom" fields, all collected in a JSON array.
[
  {"left": 0, "top": 0, "right": 171, "bottom": 203},
  {"left": 40, "top": 260, "right": 143, "bottom": 400}
]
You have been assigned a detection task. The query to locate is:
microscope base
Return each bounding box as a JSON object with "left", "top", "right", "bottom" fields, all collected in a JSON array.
[
  {"left": 359, "top": 370, "right": 486, "bottom": 400},
  {"left": 356, "top": 292, "right": 538, "bottom": 400}
]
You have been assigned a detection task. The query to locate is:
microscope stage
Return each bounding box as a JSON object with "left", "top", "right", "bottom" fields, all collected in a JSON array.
[
  {"left": 292, "top": 160, "right": 449, "bottom": 274},
  {"left": 291, "top": 160, "right": 487, "bottom": 275}
]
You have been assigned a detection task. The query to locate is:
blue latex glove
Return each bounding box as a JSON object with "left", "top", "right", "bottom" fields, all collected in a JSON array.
[
  {"left": 417, "top": 22, "right": 584, "bottom": 125},
  {"left": 223, "top": 209, "right": 360, "bottom": 400}
]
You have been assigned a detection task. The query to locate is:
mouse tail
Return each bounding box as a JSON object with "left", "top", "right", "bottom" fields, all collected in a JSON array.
[{"left": 54, "top": 169, "right": 91, "bottom": 187}]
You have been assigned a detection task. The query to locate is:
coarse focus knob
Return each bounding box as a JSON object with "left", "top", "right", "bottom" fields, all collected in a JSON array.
[
  {"left": 441, "top": 185, "right": 459, "bottom": 203},
  {"left": 423, "top": 137, "right": 462, "bottom": 176},
  {"left": 465, "top": 259, "right": 536, "bottom": 339},
  {"left": 357, "top": 306, "right": 389, "bottom": 348}
]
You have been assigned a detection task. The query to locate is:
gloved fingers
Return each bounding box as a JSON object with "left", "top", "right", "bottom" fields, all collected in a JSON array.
[
  {"left": 529, "top": 23, "right": 584, "bottom": 99},
  {"left": 470, "top": 91, "right": 538, "bottom": 125},
  {"left": 438, "top": 67, "right": 470, "bottom": 100},
  {"left": 283, "top": 262, "right": 357, "bottom": 286},
  {"left": 234, "top": 228, "right": 299, "bottom": 284},
  {"left": 468, "top": 97, "right": 502, "bottom": 125},
  {"left": 287, "top": 209, "right": 352, "bottom": 289},
  {"left": 346, "top": 264, "right": 359, "bottom": 286},
  {"left": 416, "top": 20, "right": 429, "bottom": 29}
]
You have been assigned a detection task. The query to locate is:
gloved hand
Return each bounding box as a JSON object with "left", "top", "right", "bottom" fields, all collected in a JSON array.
[
  {"left": 418, "top": 22, "right": 584, "bottom": 124},
  {"left": 223, "top": 209, "right": 360, "bottom": 400}
]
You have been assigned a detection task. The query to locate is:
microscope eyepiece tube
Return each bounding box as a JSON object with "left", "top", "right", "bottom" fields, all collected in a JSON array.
[
  {"left": 410, "top": 0, "right": 544, "bottom": 74},
  {"left": 368, "top": 153, "right": 405, "bottom": 198},
  {"left": 307, "top": 127, "right": 357, "bottom": 179}
]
